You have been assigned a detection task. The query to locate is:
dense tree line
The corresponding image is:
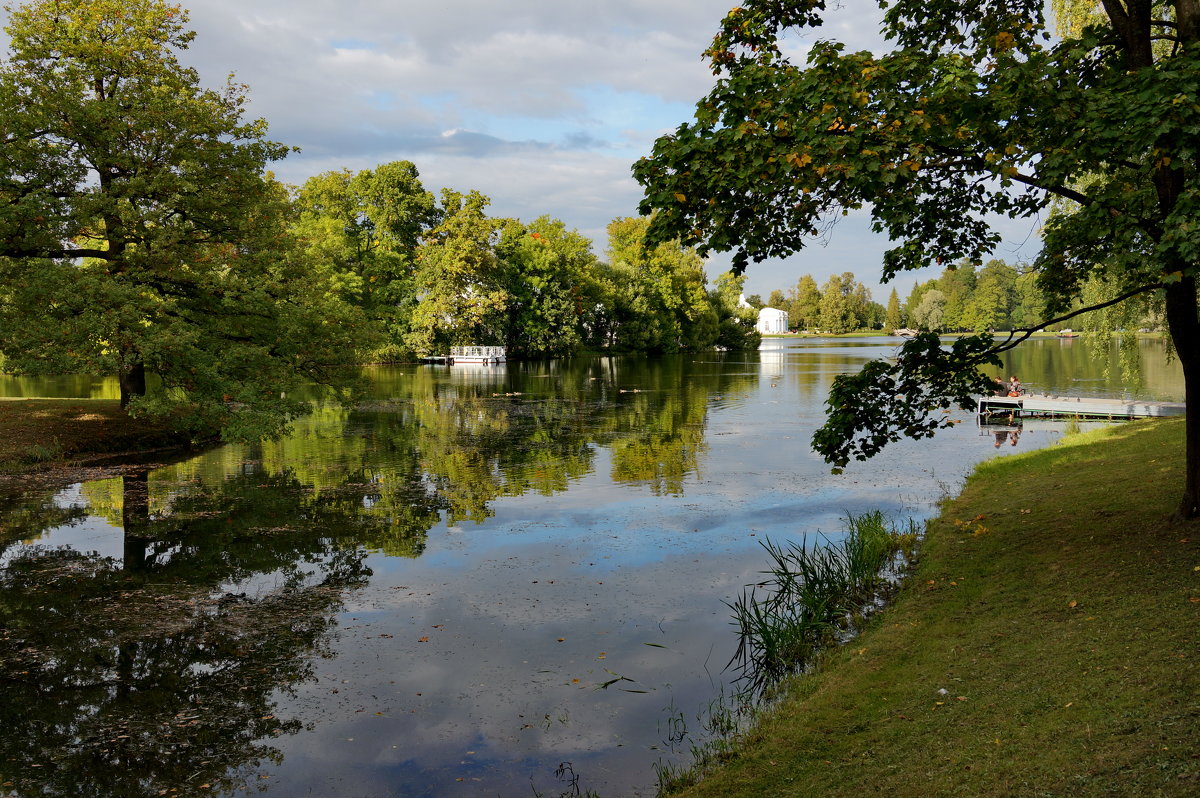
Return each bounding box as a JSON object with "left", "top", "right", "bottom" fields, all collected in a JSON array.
[
  {"left": 290, "top": 165, "right": 760, "bottom": 361},
  {"left": 752, "top": 258, "right": 1165, "bottom": 335},
  {"left": 0, "top": 0, "right": 756, "bottom": 444},
  {"left": 752, "top": 272, "right": 885, "bottom": 333}
]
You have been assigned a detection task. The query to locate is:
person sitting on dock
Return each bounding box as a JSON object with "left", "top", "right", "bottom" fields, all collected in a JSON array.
[
  {"left": 1007, "top": 375, "right": 1023, "bottom": 397},
  {"left": 994, "top": 377, "right": 1009, "bottom": 396}
]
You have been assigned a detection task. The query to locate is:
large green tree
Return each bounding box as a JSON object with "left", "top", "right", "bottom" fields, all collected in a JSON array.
[
  {"left": 789, "top": 274, "right": 822, "bottom": 330},
  {"left": 817, "top": 272, "right": 855, "bottom": 333},
  {"left": 884, "top": 287, "right": 904, "bottom": 330},
  {"left": 636, "top": 0, "right": 1200, "bottom": 517},
  {"left": 961, "top": 259, "right": 1019, "bottom": 332},
  {"left": 291, "top": 161, "right": 440, "bottom": 359},
  {"left": 495, "top": 215, "right": 599, "bottom": 357},
  {"left": 603, "top": 216, "right": 717, "bottom": 352},
  {"left": 0, "top": 0, "right": 358, "bottom": 440},
  {"left": 405, "top": 190, "right": 509, "bottom": 354}
]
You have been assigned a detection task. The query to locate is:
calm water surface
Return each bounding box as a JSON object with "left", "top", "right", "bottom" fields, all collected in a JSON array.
[{"left": 0, "top": 337, "right": 1182, "bottom": 797}]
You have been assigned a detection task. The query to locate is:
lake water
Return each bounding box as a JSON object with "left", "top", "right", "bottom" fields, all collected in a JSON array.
[{"left": 0, "top": 337, "right": 1183, "bottom": 798}]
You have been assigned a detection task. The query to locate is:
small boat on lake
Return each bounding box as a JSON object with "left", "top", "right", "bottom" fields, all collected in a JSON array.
[{"left": 449, "top": 345, "right": 506, "bottom": 365}]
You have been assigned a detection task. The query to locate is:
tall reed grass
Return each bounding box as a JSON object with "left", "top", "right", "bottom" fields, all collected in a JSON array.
[{"left": 727, "top": 510, "right": 917, "bottom": 696}]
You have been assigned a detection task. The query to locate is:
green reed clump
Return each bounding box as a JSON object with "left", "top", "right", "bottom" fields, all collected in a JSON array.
[{"left": 727, "top": 511, "right": 916, "bottom": 696}]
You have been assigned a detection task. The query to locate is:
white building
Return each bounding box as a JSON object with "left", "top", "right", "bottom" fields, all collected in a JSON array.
[{"left": 756, "top": 307, "right": 789, "bottom": 334}]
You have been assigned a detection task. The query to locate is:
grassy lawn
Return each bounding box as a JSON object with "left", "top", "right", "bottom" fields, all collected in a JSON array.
[
  {"left": 673, "top": 418, "right": 1199, "bottom": 797},
  {"left": 0, "top": 399, "right": 192, "bottom": 474}
]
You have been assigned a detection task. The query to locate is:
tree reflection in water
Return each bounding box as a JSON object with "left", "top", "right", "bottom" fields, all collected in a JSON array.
[
  {"left": 0, "top": 467, "right": 396, "bottom": 798},
  {"left": 0, "top": 355, "right": 761, "bottom": 796}
]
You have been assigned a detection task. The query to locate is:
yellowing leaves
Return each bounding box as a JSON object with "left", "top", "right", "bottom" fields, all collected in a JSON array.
[
  {"left": 672, "top": 192, "right": 687, "bottom": 202},
  {"left": 786, "top": 152, "right": 813, "bottom": 168}
]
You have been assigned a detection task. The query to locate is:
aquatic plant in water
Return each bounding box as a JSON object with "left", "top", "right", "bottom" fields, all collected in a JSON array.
[{"left": 727, "top": 511, "right": 917, "bottom": 697}]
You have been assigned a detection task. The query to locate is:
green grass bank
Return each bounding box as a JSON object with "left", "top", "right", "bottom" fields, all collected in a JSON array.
[{"left": 672, "top": 417, "right": 1198, "bottom": 797}]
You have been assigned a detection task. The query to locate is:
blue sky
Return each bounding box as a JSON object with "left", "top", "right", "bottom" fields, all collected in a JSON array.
[{"left": 1, "top": 0, "right": 1043, "bottom": 301}]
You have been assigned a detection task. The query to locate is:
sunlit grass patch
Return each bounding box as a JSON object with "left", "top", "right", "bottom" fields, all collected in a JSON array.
[{"left": 668, "top": 418, "right": 1198, "bottom": 797}]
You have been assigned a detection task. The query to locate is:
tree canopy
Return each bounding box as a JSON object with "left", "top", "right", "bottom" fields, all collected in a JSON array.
[
  {"left": 0, "top": 0, "right": 362, "bottom": 441},
  {"left": 636, "top": 0, "right": 1200, "bottom": 516}
]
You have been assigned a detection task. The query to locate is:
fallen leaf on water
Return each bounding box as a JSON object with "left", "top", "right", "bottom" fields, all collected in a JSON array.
[
  {"left": 418, "top": 636, "right": 429, "bottom": 643},
  {"left": 557, "top": 637, "right": 565, "bottom": 642}
]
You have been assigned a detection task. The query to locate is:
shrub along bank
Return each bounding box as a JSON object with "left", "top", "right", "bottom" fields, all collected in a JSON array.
[{"left": 671, "top": 417, "right": 1198, "bottom": 797}]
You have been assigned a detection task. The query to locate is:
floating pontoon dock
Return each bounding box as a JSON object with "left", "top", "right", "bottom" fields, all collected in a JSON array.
[
  {"left": 977, "top": 393, "right": 1186, "bottom": 420},
  {"left": 420, "top": 346, "right": 507, "bottom": 365}
]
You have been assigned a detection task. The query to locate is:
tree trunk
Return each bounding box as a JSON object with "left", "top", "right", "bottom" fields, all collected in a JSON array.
[
  {"left": 121, "top": 471, "right": 151, "bottom": 570},
  {"left": 119, "top": 360, "right": 146, "bottom": 410},
  {"left": 1163, "top": 277, "right": 1200, "bottom": 519}
]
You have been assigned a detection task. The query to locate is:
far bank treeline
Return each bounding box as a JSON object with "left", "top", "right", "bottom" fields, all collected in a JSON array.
[
  {"left": 288, "top": 162, "right": 761, "bottom": 363},
  {"left": 755, "top": 261, "right": 1166, "bottom": 336}
]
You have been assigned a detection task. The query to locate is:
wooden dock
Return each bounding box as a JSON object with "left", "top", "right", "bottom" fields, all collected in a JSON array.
[{"left": 977, "top": 393, "right": 1185, "bottom": 420}]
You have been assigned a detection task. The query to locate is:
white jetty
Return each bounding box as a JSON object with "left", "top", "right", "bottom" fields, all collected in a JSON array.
[{"left": 977, "top": 393, "right": 1185, "bottom": 420}]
